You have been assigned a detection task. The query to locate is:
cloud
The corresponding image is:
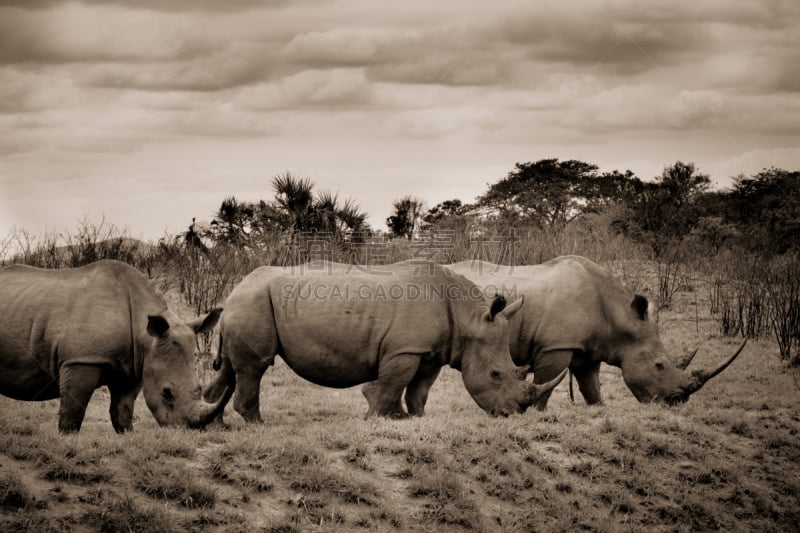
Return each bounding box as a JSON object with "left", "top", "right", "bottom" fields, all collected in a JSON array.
[
  {"left": 373, "top": 105, "right": 497, "bottom": 141},
  {"left": 369, "top": 53, "right": 508, "bottom": 87},
  {"left": 0, "top": 0, "right": 287, "bottom": 13},
  {"left": 283, "top": 28, "right": 403, "bottom": 68},
  {"left": 1, "top": 0, "right": 799, "bottom": 242},
  {"left": 280, "top": 68, "right": 373, "bottom": 106},
  {"left": 611, "top": 0, "right": 800, "bottom": 30},
  {"left": 492, "top": 14, "right": 709, "bottom": 75},
  {"left": 0, "top": 5, "right": 219, "bottom": 64},
  {"left": 708, "top": 146, "right": 800, "bottom": 186},
  {"left": 668, "top": 90, "right": 730, "bottom": 129},
  {"left": 82, "top": 42, "right": 272, "bottom": 92},
  {"left": 237, "top": 68, "right": 373, "bottom": 109}
]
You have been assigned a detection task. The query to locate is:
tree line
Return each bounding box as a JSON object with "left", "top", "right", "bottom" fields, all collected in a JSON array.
[
  {"left": 182, "top": 159, "right": 799, "bottom": 262},
  {"left": 4, "top": 158, "right": 798, "bottom": 364},
  {"left": 385, "top": 159, "right": 799, "bottom": 258}
]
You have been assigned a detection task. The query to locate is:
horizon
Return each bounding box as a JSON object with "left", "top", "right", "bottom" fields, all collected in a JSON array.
[{"left": 1, "top": 1, "right": 799, "bottom": 241}]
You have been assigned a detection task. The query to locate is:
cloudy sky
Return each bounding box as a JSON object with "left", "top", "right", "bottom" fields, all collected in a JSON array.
[{"left": 1, "top": 0, "right": 799, "bottom": 240}]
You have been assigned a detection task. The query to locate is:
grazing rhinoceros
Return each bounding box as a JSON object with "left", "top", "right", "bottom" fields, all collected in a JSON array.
[
  {"left": 203, "top": 260, "right": 566, "bottom": 421},
  {"left": 393, "top": 256, "right": 746, "bottom": 411},
  {"left": 0, "top": 260, "right": 231, "bottom": 433}
]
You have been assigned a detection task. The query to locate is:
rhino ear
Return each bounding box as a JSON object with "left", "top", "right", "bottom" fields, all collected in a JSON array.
[
  {"left": 500, "top": 296, "right": 524, "bottom": 319},
  {"left": 631, "top": 295, "right": 648, "bottom": 320},
  {"left": 486, "top": 295, "right": 507, "bottom": 321},
  {"left": 189, "top": 307, "right": 222, "bottom": 334},
  {"left": 147, "top": 315, "right": 171, "bottom": 338}
]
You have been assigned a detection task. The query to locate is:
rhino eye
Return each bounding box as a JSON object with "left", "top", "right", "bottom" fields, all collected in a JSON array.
[
  {"left": 655, "top": 362, "right": 665, "bottom": 371},
  {"left": 490, "top": 370, "right": 502, "bottom": 381},
  {"left": 162, "top": 387, "right": 175, "bottom": 408}
]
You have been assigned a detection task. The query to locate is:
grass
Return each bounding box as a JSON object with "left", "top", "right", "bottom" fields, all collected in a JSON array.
[
  {"left": 0, "top": 473, "right": 37, "bottom": 511},
  {"left": 81, "top": 496, "right": 176, "bottom": 532},
  {"left": 1, "top": 265, "right": 800, "bottom": 531},
  {"left": 132, "top": 462, "right": 217, "bottom": 509}
]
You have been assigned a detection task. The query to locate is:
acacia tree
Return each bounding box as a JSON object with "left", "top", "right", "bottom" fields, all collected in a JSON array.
[
  {"left": 730, "top": 168, "right": 800, "bottom": 254},
  {"left": 632, "top": 161, "right": 711, "bottom": 240},
  {"left": 207, "top": 197, "right": 284, "bottom": 248},
  {"left": 387, "top": 196, "right": 425, "bottom": 239},
  {"left": 478, "top": 159, "right": 635, "bottom": 229},
  {"left": 421, "top": 199, "right": 468, "bottom": 227}
]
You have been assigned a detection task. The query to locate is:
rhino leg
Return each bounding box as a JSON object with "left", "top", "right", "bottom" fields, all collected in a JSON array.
[
  {"left": 571, "top": 358, "right": 602, "bottom": 405},
  {"left": 109, "top": 383, "right": 141, "bottom": 433},
  {"left": 223, "top": 331, "right": 275, "bottom": 424},
  {"left": 58, "top": 364, "right": 104, "bottom": 433},
  {"left": 362, "top": 382, "right": 404, "bottom": 418},
  {"left": 404, "top": 364, "right": 442, "bottom": 417},
  {"left": 232, "top": 369, "right": 265, "bottom": 423},
  {"left": 364, "top": 354, "right": 421, "bottom": 418},
  {"left": 203, "top": 354, "right": 236, "bottom": 426},
  {"left": 532, "top": 350, "right": 573, "bottom": 411}
]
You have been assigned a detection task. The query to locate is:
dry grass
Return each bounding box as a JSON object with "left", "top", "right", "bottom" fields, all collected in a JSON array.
[{"left": 1, "top": 265, "right": 800, "bottom": 532}]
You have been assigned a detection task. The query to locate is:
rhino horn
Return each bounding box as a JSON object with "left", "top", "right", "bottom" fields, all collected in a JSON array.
[
  {"left": 185, "top": 386, "right": 232, "bottom": 429},
  {"left": 685, "top": 339, "right": 748, "bottom": 396},
  {"left": 514, "top": 364, "right": 531, "bottom": 380},
  {"left": 528, "top": 369, "right": 569, "bottom": 403},
  {"left": 675, "top": 348, "right": 699, "bottom": 370}
]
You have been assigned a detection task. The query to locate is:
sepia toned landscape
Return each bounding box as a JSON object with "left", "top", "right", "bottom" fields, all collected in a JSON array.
[
  {"left": 0, "top": 280, "right": 798, "bottom": 531},
  {"left": 2, "top": 1, "right": 800, "bottom": 531},
  {"left": 1, "top": 213, "right": 799, "bottom": 531}
]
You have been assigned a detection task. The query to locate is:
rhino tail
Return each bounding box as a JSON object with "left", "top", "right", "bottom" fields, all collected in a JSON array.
[
  {"left": 568, "top": 369, "right": 575, "bottom": 403},
  {"left": 213, "top": 333, "right": 224, "bottom": 371},
  {"left": 203, "top": 332, "right": 234, "bottom": 405}
]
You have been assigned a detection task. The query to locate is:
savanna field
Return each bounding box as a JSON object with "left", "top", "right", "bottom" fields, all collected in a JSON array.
[
  {"left": 1, "top": 258, "right": 799, "bottom": 533},
  {"left": 3, "top": 0, "right": 800, "bottom": 527}
]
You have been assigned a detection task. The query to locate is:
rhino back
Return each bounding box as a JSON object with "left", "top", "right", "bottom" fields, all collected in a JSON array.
[
  {"left": 450, "top": 257, "right": 636, "bottom": 360},
  {"left": 0, "top": 261, "right": 163, "bottom": 397},
  {"left": 270, "top": 270, "right": 451, "bottom": 387},
  {"left": 221, "top": 264, "right": 456, "bottom": 388}
]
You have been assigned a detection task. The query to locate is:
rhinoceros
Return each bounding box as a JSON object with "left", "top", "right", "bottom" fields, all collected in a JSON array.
[
  {"left": 450, "top": 257, "right": 748, "bottom": 408},
  {"left": 203, "top": 260, "right": 567, "bottom": 421},
  {"left": 0, "top": 260, "right": 231, "bottom": 433},
  {"left": 372, "top": 256, "right": 746, "bottom": 412}
]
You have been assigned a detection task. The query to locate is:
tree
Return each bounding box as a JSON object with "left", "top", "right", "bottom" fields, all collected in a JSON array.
[
  {"left": 421, "top": 199, "right": 469, "bottom": 227},
  {"left": 660, "top": 161, "right": 710, "bottom": 205},
  {"left": 209, "top": 196, "right": 256, "bottom": 246},
  {"left": 202, "top": 173, "right": 368, "bottom": 250},
  {"left": 208, "top": 197, "right": 284, "bottom": 248},
  {"left": 730, "top": 168, "right": 800, "bottom": 253},
  {"left": 272, "top": 172, "right": 315, "bottom": 234},
  {"left": 479, "top": 159, "right": 632, "bottom": 228},
  {"left": 582, "top": 170, "right": 644, "bottom": 212},
  {"left": 272, "top": 172, "right": 368, "bottom": 238},
  {"left": 625, "top": 161, "right": 711, "bottom": 242},
  {"left": 337, "top": 197, "right": 369, "bottom": 241},
  {"left": 387, "top": 196, "right": 425, "bottom": 239}
]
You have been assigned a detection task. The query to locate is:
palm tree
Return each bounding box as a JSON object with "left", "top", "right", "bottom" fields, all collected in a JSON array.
[
  {"left": 337, "top": 197, "right": 368, "bottom": 234},
  {"left": 387, "top": 196, "right": 425, "bottom": 239},
  {"left": 312, "top": 190, "right": 340, "bottom": 234},
  {"left": 211, "top": 196, "right": 254, "bottom": 246},
  {"left": 272, "top": 172, "right": 314, "bottom": 235}
]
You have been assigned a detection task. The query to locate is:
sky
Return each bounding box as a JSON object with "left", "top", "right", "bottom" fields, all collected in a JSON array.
[{"left": 1, "top": 0, "right": 799, "bottom": 240}]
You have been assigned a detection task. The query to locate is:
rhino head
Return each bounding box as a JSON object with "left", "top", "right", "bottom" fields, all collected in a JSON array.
[
  {"left": 618, "top": 296, "right": 747, "bottom": 405},
  {"left": 461, "top": 295, "right": 567, "bottom": 416},
  {"left": 142, "top": 308, "right": 232, "bottom": 428}
]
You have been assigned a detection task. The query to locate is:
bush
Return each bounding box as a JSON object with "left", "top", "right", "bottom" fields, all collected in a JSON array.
[
  {"left": 2, "top": 218, "right": 153, "bottom": 270},
  {"left": 708, "top": 249, "right": 800, "bottom": 365},
  {"left": 709, "top": 251, "right": 769, "bottom": 339},
  {"left": 764, "top": 252, "right": 800, "bottom": 365}
]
